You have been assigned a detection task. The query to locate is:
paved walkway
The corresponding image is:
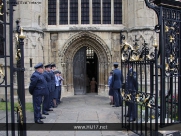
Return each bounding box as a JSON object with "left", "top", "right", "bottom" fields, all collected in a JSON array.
[
  {"left": 26, "top": 94, "right": 135, "bottom": 136},
  {"left": 1, "top": 94, "right": 180, "bottom": 136}
]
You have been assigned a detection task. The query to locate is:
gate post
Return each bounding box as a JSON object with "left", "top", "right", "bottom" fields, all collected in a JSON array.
[
  {"left": 15, "top": 19, "right": 27, "bottom": 136},
  {"left": 9, "top": 1, "right": 16, "bottom": 135},
  {"left": 145, "top": 0, "right": 181, "bottom": 131}
]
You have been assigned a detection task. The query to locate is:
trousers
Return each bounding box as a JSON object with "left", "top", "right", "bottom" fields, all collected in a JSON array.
[{"left": 114, "top": 89, "right": 122, "bottom": 107}]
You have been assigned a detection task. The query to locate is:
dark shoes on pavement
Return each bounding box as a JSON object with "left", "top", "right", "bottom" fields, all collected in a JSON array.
[
  {"left": 53, "top": 105, "right": 57, "bottom": 108},
  {"left": 47, "top": 108, "right": 53, "bottom": 111},
  {"left": 127, "top": 118, "right": 136, "bottom": 122},
  {"left": 42, "top": 112, "right": 49, "bottom": 115},
  {"left": 35, "top": 119, "right": 44, "bottom": 124},
  {"left": 124, "top": 114, "right": 129, "bottom": 117},
  {"left": 40, "top": 116, "right": 46, "bottom": 119},
  {"left": 112, "top": 105, "right": 119, "bottom": 107}
]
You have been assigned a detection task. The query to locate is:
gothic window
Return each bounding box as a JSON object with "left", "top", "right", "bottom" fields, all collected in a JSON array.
[
  {"left": 48, "top": 0, "right": 122, "bottom": 25},
  {"left": 59, "top": 0, "right": 68, "bottom": 24},
  {"left": 70, "top": 0, "right": 78, "bottom": 24},
  {"left": 81, "top": 0, "right": 89, "bottom": 24},
  {"left": 92, "top": 0, "right": 101, "bottom": 24},
  {"left": 86, "top": 47, "right": 94, "bottom": 59},
  {"left": 103, "top": 0, "right": 111, "bottom": 24},
  {"left": 114, "top": 0, "right": 122, "bottom": 24},
  {"left": 48, "top": 0, "right": 56, "bottom": 25}
]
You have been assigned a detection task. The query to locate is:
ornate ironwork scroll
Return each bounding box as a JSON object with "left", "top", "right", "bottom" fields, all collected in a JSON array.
[
  {"left": 0, "top": 64, "right": 5, "bottom": 84},
  {"left": 121, "top": 36, "right": 155, "bottom": 62}
]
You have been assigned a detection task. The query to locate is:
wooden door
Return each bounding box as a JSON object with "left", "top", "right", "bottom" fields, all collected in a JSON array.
[{"left": 73, "top": 47, "right": 86, "bottom": 95}]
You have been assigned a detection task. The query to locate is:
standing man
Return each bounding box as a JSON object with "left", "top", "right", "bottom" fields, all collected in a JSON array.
[
  {"left": 110, "top": 63, "right": 124, "bottom": 107},
  {"left": 42, "top": 64, "right": 53, "bottom": 115},
  {"left": 49, "top": 63, "right": 56, "bottom": 108},
  {"left": 29, "top": 63, "right": 47, "bottom": 124},
  {"left": 125, "top": 66, "right": 138, "bottom": 122}
]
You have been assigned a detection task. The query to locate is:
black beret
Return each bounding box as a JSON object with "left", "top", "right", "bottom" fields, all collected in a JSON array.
[
  {"left": 51, "top": 63, "right": 56, "bottom": 67},
  {"left": 113, "top": 62, "right": 119, "bottom": 66},
  {"left": 44, "top": 64, "right": 51, "bottom": 68},
  {"left": 34, "top": 63, "right": 43, "bottom": 69}
]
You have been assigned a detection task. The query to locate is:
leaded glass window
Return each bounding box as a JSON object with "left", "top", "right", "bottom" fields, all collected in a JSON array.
[
  {"left": 48, "top": 0, "right": 56, "bottom": 25},
  {"left": 81, "top": 0, "right": 89, "bottom": 24},
  {"left": 59, "top": 0, "right": 68, "bottom": 24},
  {"left": 93, "top": 0, "right": 101, "bottom": 24},
  {"left": 86, "top": 47, "right": 94, "bottom": 59},
  {"left": 103, "top": 0, "right": 111, "bottom": 24},
  {"left": 114, "top": 0, "right": 122, "bottom": 24},
  {"left": 70, "top": 0, "right": 78, "bottom": 24}
]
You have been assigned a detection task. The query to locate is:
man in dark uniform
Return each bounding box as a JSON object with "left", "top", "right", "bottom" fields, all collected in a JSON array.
[
  {"left": 110, "top": 63, "right": 124, "bottom": 107},
  {"left": 50, "top": 63, "right": 56, "bottom": 108},
  {"left": 29, "top": 63, "right": 47, "bottom": 124},
  {"left": 42, "top": 64, "right": 53, "bottom": 115},
  {"left": 125, "top": 66, "right": 138, "bottom": 122}
]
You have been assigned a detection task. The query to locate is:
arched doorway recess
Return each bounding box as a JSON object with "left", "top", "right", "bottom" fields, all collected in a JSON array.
[{"left": 58, "top": 31, "right": 112, "bottom": 96}]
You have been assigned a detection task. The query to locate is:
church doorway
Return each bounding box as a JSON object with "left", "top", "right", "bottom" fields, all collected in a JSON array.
[
  {"left": 73, "top": 46, "right": 98, "bottom": 95},
  {"left": 86, "top": 47, "right": 98, "bottom": 93}
]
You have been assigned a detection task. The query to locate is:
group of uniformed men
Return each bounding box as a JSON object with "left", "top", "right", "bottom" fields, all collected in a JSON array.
[
  {"left": 29, "top": 63, "right": 64, "bottom": 124},
  {"left": 108, "top": 63, "right": 138, "bottom": 122}
]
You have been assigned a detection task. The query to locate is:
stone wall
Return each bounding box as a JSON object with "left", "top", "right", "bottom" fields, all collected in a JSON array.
[{"left": 0, "top": 0, "right": 158, "bottom": 102}]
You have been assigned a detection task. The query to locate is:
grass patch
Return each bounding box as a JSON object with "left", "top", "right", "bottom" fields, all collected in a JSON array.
[{"left": 0, "top": 102, "right": 33, "bottom": 112}]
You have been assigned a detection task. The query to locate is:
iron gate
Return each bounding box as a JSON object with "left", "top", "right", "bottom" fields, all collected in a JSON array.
[
  {"left": 0, "top": 0, "right": 26, "bottom": 136},
  {"left": 121, "top": 0, "right": 181, "bottom": 135}
]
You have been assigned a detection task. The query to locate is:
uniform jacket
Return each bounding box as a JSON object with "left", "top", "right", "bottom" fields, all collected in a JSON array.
[
  {"left": 110, "top": 68, "right": 124, "bottom": 89},
  {"left": 49, "top": 70, "right": 55, "bottom": 91},
  {"left": 29, "top": 71, "right": 47, "bottom": 95},
  {"left": 42, "top": 71, "right": 51, "bottom": 92},
  {"left": 125, "top": 68, "right": 138, "bottom": 92},
  {"left": 108, "top": 75, "right": 112, "bottom": 87}
]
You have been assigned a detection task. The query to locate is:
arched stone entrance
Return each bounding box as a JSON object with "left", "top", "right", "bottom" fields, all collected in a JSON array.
[{"left": 58, "top": 31, "right": 111, "bottom": 96}]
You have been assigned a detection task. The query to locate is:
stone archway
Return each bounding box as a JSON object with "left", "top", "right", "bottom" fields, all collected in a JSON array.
[{"left": 58, "top": 31, "right": 112, "bottom": 96}]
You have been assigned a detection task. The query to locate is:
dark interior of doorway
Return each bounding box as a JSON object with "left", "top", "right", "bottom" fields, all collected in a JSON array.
[{"left": 86, "top": 47, "right": 98, "bottom": 93}]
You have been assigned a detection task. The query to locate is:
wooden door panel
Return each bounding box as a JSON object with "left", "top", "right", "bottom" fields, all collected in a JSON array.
[{"left": 73, "top": 47, "right": 86, "bottom": 94}]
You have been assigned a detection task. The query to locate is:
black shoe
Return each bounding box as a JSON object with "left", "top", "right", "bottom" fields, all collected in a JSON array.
[
  {"left": 40, "top": 116, "right": 46, "bottom": 119},
  {"left": 47, "top": 108, "right": 53, "bottom": 111},
  {"left": 53, "top": 105, "right": 57, "bottom": 108},
  {"left": 42, "top": 112, "right": 49, "bottom": 115},
  {"left": 124, "top": 114, "right": 129, "bottom": 117},
  {"left": 112, "top": 105, "right": 119, "bottom": 107},
  {"left": 127, "top": 118, "right": 135, "bottom": 122},
  {"left": 35, "top": 119, "right": 44, "bottom": 124}
]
